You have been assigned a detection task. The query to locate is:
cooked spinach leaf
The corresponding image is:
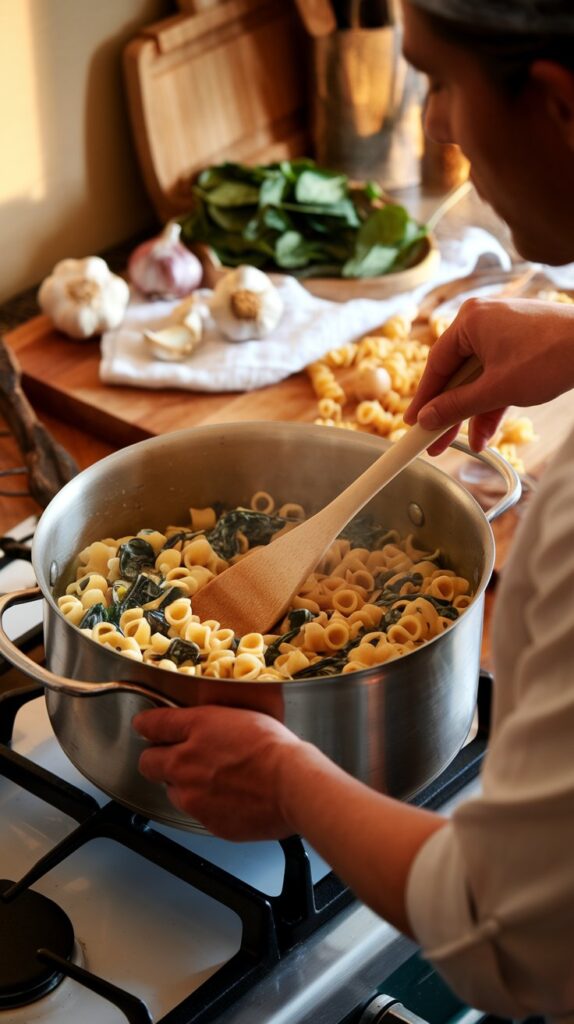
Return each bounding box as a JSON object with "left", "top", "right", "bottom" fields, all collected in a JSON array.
[
  {"left": 292, "top": 629, "right": 367, "bottom": 678},
  {"left": 118, "top": 538, "right": 156, "bottom": 581},
  {"left": 206, "top": 508, "right": 286, "bottom": 560},
  {"left": 166, "top": 638, "right": 201, "bottom": 666},
  {"left": 79, "top": 603, "right": 108, "bottom": 630},
  {"left": 143, "top": 586, "right": 188, "bottom": 636},
  {"left": 415, "top": 595, "right": 459, "bottom": 620},
  {"left": 144, "top": 608, "right": 171, "bottom": 637},
  {"left": 376, "top": 572, "right": 424, "bottom": 595},
  {"left": 121, "top": 573, "right": 163, "bottom": 610},
  {"left": 264, "top": 608, "right": 316, "bottom": 666},
  {"left": 379, "top": 605, "right": 406, "bottom": 631}
]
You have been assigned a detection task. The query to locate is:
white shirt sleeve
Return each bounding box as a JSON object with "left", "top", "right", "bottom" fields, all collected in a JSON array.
[{"left": 406, "top": 434, "right": 574, "bottom": 1020}]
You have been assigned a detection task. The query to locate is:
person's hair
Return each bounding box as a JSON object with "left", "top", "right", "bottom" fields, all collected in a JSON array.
[{"left": 418, "top": 8, "right": 574, "bottom": 94}]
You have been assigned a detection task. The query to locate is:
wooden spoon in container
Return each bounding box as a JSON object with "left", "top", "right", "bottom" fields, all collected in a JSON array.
[
  {"left": 193, "top": 356, "right": 481, "bottom": 635},
  {"left": 294, "top": 0, "right": 338, "bottom": 35}
]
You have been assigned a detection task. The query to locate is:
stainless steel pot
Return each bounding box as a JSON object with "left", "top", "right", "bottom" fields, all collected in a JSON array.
[{"left": 0, "top": 423, "right": 520, "bottom": 833}]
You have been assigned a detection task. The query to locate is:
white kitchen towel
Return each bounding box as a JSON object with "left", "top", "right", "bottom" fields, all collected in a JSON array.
[{"left": 99, "top": 227, "right": 511, "bottom": 393}]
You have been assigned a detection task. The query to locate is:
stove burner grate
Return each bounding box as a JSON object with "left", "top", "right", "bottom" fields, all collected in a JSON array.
[
  {"left": 0, "top": 878, "right": 75, "bottom": 1008},
  {"left": 0, "top": 625, "right": 492, "bottom": 1024}
]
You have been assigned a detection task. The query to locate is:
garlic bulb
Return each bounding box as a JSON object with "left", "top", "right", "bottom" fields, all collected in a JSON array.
[
  {"left": 210, "top": 265, "right": 284, "bottom": 342},
  {"left": 128, "top": 223, "right": 203, "bottom": 299},
  {"left": 38, "top": 256, "right": 129, "bottom": 339}
]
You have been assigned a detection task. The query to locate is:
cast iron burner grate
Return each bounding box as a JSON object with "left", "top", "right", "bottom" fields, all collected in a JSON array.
[
  {"left": 0, "top": 628, "right": 491, "bottom": 1024},
  {"left": 0, "top": 878, "right": 75, "bottom": 1008}
]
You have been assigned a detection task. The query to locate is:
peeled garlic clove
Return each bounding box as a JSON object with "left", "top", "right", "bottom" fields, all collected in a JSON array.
[
  {"left": 144, "top": 321, "right": 202, "bottom": 362},
  {"left": 170, "top": 292, "right": 211, "bottom": 327},
  {"left": 345, "top": 366, "right": 392, "bottom": 402},
  {"left": 180, "top": 307, "right": 204, "bottom": 339}
]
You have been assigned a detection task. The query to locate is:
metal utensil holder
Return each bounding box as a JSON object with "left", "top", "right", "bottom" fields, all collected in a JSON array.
[{"left": 311, "top": 26, "right": 426, "bottom": 188}]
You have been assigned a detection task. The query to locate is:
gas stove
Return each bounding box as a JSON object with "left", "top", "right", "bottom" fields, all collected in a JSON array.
[{"left": 0, "top": 520, "right": 491, "bottom": 1024}]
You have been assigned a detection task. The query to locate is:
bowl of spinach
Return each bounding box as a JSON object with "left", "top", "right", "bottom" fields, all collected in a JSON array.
[{"left": 179, "top": 159, "right": 439, "bottom": 301}]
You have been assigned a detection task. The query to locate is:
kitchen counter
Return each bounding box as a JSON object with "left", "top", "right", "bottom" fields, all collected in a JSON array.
[{"left": 0, "top": 186, "right": 547, "bottom": 671}]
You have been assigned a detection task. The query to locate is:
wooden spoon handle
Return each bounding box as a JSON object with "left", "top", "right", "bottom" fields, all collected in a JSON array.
[
  {"left": 192, "top": 356, "right": 482, "bottom": 634},
  {"left": 294, "top": 0, "right": 337, "bottom": 35}
]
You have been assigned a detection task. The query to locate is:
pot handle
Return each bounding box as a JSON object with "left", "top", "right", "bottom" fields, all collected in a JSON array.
[
  {"left": 449, "top": 439, "right": 522, "bottom": 522},
  {"left": 0, "top": 587, "right": 179, "bottom": 708}
]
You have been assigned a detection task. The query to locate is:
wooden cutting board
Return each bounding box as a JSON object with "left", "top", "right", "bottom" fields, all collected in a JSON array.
[
  {"left": 5, "top": 315, "right": 319, "bottom": 447},
  {"left": 5, "top": 312, "right": 574, "bottom": 489},
  {"left": 123, "top": 0, "right": 310, "bottom": 222}
]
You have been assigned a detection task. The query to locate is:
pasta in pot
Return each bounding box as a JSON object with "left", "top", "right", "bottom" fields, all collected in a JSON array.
[{"left": 56, "top": 492, "right": 474, "bottom": 681}]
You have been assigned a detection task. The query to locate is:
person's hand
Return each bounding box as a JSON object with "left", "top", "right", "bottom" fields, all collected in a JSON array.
[
  {"left": 405, "top": 296, "right": 574, "bottom": 455},
  {"left": 134, "top": 705, "right": 446, "bottom": 938},
  {"left": 133, "top": 705, "right": 304, "bottom": 840}
]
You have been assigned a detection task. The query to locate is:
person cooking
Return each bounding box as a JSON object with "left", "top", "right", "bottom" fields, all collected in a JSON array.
[{"left": 133, "top": 1, "right": 574, "bottom": 1017}]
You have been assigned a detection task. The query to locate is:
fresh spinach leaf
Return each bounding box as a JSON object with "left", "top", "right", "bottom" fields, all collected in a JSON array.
[
  {"left": 342, "top": 244, "right": 398, "bottom": 279},
  {"left": 259, "top": 174, "right": 289, "bottom": 207},
  {"left": 180, "top": 159, "right": 425, "bottom": 280},
  {"left": 195, "top": 182, "right": 261, "bottom": 208},
  {"left": 275, "top": 231, "right": 320, "bottom": 269},
  {"left": 294, "top": 169, "right": 348, "bottom": 206},
  {"left": 206, "top": 204, "right": 254, "bottom": 233}
]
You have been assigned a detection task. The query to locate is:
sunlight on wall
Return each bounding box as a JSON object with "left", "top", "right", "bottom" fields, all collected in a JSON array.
[
  {"left": 0, "top": 0, "right": 45, "bottom": 204},
  {"left": 0, "top": 0, "right": 171, "bottom": 303}
]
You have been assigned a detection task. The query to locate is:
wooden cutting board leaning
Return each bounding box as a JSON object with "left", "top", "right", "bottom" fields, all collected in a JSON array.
[
  {"left": 123, "top": 0, "right": 310, "bottom": 224},
  {"left": 122, "top": 0, "right": 440, "bottom": 298}
]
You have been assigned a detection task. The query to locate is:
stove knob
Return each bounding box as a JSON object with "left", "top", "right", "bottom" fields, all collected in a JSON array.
[{"left": 358, "top": 995, "right": 430, "bottom": 1024}]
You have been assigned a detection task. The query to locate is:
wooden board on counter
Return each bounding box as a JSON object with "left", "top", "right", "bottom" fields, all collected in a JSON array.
[
  {"left": 123, "top": 0, "right": 310, "bottom": 222},
  {"left": 5, "top": 313, "right": 574, "bottom": 488},
  {"left": 5, "top": 315, "right": 319, "bottom": 447}
]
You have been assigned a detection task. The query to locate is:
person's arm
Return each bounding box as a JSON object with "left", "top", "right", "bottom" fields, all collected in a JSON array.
[
  {"left": 405, "top": 442, "right": 574, "bottom": 1014},
  {"left": 133, "top": 703, "right": 446, "bottom": 936},
  {"left": 404, "top": 296, "right": 574, "bottom": 455},
  {"left": 132, "top": 434, "right": 574, "bottom": 1015}
]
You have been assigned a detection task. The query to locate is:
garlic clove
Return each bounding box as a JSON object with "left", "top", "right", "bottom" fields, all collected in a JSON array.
[
  {"left": 180, "top": 308, "right": 204, "bottom": 339},
  {"left": 170, "top": 291, "right": 211, "bottom": 325},
  {"left": 342, "top": 365, "right": 392, "bottom": 402},
  {"left": 144, "top": 322, "right": 203, "bottom": 362}
]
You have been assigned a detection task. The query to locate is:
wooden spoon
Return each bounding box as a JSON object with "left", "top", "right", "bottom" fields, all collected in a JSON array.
[
  {"left": 294, "top": 0, "right": 338, "bottom": 36},
  {"left": 193, "top": 356, "right": 481, "bottom": 635}
]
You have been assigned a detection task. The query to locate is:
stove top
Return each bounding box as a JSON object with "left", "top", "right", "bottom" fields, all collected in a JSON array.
[{"left": 0, "top": 520, "right": 489, "bottom": 1024}]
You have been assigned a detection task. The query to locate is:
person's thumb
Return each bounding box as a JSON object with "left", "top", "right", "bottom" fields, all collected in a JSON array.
[{"left": 417, "top": 390, "right": 468, "bottom": 431}]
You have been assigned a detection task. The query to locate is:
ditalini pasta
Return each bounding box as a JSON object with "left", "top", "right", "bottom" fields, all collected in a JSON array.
[
  {"left": 57, "top": 493, "right": 474, "bottom": 681},
  {"left": 307, "top": 309, "right": 539, "bottom": 473}
]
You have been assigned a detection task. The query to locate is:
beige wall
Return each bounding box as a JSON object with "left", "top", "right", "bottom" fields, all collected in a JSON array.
[{"left": 0, "top": 0, "right": 174, "bottom": 304}]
